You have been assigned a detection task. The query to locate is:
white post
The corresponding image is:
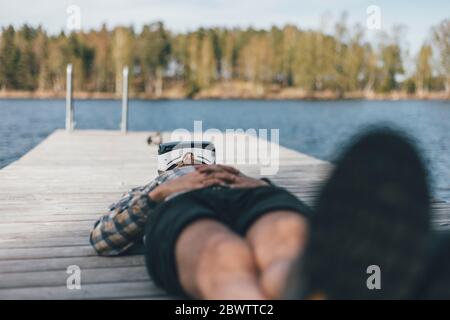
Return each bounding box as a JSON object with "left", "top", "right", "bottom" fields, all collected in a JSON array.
[
  {"left": 65, "top": 64, "right": 74, "bottom": 131},
  {"left": 121, "top": 66, "right": 129, "bottom": 133}
]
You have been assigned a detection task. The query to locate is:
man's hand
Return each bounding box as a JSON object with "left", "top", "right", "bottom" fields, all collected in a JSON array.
[
  {"left": 149, "top": 169, "right": 237, "bottom": 202},
  {"left": 198, "top": 164, "right": 269, "bottom": 189},
  {"left": 196, "top": 164, "right": 240, "bottom": 175},
  {"left": 150, "top": 164, "right": 270, "bottom": 202},
  {"left": 228, "top": 174, "right": 269, "bottom": 188}
]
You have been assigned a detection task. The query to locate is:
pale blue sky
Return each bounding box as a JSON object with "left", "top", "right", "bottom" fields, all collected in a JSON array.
[{"left": 0, "top": 0, "right": 449, "bottom": 53}]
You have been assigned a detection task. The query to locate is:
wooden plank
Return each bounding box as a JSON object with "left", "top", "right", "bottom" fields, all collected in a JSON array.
[
  {"left": 0, "top": 281, "right": 168, "bottom": 300},
  {"left": 0, "top": 255, "right": 145, "bottom": 273},
  {"left": 0, "top": 266, "right": 150, "bottom": 289},
  {"left": 0, "top": 236, "right": 90, "bottom": 249},
  {"left": 0, "top": 246, "right": 96, "bottom": 260}
]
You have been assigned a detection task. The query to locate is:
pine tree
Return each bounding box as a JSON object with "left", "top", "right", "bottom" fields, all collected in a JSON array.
[
  {"left": 415, "top": 44, "right": 433, "bottom": 94},
  {"left": 432, "top": 19, "right": 450, "bottom": 94},
  {"left": 0, "top": 26, "right": 20, "bottom": 89}
]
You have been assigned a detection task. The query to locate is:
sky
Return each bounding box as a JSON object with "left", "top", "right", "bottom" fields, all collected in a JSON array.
[{"left": 0, "top": 0, "right": 449, "bottom": 53}]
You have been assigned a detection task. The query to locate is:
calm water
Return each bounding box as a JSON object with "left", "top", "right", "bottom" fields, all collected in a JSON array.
[{"left": 0, "top": 99, "right": 449, "bottom": 200}]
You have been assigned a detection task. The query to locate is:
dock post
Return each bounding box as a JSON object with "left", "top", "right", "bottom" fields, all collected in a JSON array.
[
  {"left": 121, "top": 66, "right": 129, "bottom": 133},
  {"left": 65, "top": 64, "right": 74, "bottom": 131}
]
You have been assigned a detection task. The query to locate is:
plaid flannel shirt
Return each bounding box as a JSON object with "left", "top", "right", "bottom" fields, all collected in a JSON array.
[{"left": 90, "top": 166, "right": 196, "bottom": 256}]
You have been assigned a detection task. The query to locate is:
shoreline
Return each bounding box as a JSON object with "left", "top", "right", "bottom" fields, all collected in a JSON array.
[{"left": 0, "top": 89, "right": 449, "bottom": 101}]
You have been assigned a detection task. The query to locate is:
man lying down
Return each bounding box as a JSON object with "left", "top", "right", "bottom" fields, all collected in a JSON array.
[{"left": 90, "top": 141, "right": 311, "bottom": 299}]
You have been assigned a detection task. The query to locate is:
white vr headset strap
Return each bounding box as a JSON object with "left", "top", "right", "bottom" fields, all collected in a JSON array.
[{"left": 158, "top": 148, "right": 215, "bottom": 172}]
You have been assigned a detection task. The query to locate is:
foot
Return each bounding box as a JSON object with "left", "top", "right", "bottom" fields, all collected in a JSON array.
[
  {"left": 416, "top": 232, "right": 450, "bottom": 299},
  {"left": 288, "top": 128, "right": 432, "bottom": 299}
]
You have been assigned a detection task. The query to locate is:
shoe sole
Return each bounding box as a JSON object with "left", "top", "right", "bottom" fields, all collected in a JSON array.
[
  {"left": 416, "top": 231, "right": 450, "bottom": 299},
  {"left": 295, "top": 128, "right": 431, "bottom": 299}
]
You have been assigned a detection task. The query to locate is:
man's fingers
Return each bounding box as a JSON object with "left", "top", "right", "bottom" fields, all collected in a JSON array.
[
  {"left": 207, "top": 172, "right": 237, "bottom": 183},
  {"left": 197, "top": 165, "right": 221, "bottom": 173},
  {"left": 201, "top": 178, "right": 227, "bottom": 187},
  {"left": 196, "top": 164, "right": 211, "bottom": 172},
  {"left": 197, "top": 164, "right": 239, "bottom": 175},
  {"left": 229, "top": 183, "right": 248, "bottom": 188},
  {"left": 228, "top": 182, "right": 256, "bottom": 189},
  {"left": 200, "top": 172, "right": 239, "bottom": 187},
  {"left": 216, "top": 164, "right": 240, "bottom": 174}
]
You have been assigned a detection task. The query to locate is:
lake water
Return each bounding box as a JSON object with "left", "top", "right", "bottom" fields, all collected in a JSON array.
[{"left": 0, "top": 99, "right": 449, "bottom": 201}]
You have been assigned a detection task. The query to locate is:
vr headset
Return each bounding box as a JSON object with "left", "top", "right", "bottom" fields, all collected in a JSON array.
[{"left": 158, "top": 141, "right": 216, "bottom": 173}]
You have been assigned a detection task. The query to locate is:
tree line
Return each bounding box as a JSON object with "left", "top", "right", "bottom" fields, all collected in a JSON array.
[{"left": 0, "top": 18, "right": 449, "bottom": 98}]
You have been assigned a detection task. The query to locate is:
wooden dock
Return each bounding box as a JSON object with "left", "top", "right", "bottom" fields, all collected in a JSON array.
[{"left": 0, "top": 129, "right": 448, "bottom": 299}]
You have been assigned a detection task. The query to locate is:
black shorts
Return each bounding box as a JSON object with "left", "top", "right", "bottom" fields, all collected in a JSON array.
[{"left": 144, "top": 185, "right": 312, "bottom": 297}]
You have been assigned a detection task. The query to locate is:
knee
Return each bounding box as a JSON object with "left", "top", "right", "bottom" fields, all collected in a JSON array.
[
  {"left": 194, "top": 233, "right": 258, "bottom": 298},
  {"left": 198, "top": 232, "right": 255, "bottom": 271},
  {"left": 273, "top": 212, "right": 309, "bottom": 245},
  {"left": 247, "top": 211, "right": 309, "bottom": 269},
  {"left": 250, "top": 210, "right": 308, "bottom": 235},
  {"left": 271, "top": 210, "right": 308, "bottom": 229},
  {"left": 260, "top": 259, "right": 293, "bottom": 299}
]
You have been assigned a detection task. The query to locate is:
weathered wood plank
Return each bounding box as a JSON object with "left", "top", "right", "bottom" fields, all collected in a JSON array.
[
  {"left": 0, "top": 266, "right": 150, "bottom": 289},
  {"left": 0, "top": 281, "right": 167, "bottom": 300},
  {"left": 0, "top": 246, "right": 96, "bottom": 260},
  {"left": 0, "top": 255, "right": 145, "bottom": 273}
]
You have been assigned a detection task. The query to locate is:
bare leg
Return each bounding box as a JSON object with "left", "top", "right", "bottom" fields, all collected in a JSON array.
[
  {"left": 175, "top": 219, "right": 267, "bottom": 299},
  {"left": 246, "top": 211, "right": 309, "bottom": 299}
]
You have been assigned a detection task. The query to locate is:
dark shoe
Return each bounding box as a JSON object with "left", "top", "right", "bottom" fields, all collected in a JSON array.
[
  {"left": 288, "top": 128, "right": 432, "bottom": 299},
  {"left": 416, "top": 232, "right": 450, "bottom": 299}
]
